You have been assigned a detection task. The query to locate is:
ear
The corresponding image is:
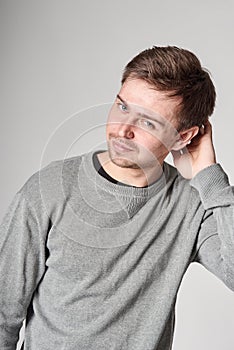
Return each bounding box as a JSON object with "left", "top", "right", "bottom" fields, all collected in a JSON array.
[{"left": 171, "top": 126, "right": 199, "bottom": 151}]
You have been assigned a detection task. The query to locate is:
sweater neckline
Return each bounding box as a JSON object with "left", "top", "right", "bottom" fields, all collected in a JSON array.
[
  {"left": 58, "top": 150, "right": 178, "bottom": 248},
  {"left": 82, "top": 150, "right": 169, "bottom": 201},
  {"left": 92, "top": 152, "right": 149, "bottom": 188}
]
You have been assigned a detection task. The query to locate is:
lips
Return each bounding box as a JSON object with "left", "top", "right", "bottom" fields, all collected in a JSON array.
[{"left": 112, "top": 139, "right": 135, "bottom": 153}]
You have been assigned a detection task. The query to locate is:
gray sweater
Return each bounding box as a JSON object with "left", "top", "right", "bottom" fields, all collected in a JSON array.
[{"left": 0, "top": 151, "right": 234, "bottom": 350}]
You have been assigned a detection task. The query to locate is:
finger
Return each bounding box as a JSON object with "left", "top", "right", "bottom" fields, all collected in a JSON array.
[{"left": 199, "top": 124, "right": 205, "bottom": 135}]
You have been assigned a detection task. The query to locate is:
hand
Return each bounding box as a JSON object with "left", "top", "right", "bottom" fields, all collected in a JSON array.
[{"left": 171, "top": 120, "right": 216, "bottom": 179}]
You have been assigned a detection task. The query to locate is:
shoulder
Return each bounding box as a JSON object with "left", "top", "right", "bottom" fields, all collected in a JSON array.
[
  {"left": 17, "top": 154, "right": 85, "bottom": 208},
  {"left": 164, "top": 161, "right": 202, "bottom": 206}
]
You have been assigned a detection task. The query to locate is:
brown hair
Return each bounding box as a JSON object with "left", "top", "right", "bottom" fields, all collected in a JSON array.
[{"left": 121, "top": 46, "right": 216, "bottom": 130}]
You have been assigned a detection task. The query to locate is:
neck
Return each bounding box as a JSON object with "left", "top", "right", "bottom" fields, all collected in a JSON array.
[{"left": 97, "top": 151, "right": 164, "bottom": 188}]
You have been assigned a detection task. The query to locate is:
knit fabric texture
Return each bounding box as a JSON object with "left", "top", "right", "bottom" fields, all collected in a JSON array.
[{"left": 1, "top": 151, "right": 234, "bottom": 350}]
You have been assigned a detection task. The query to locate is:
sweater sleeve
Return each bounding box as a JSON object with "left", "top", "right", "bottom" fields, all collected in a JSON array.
[
  {"left": 190, "top": 163, "right": 234, "bottom": 291},
  {"left": 0, "top": 190, "right": 49, "bottom": 349}
]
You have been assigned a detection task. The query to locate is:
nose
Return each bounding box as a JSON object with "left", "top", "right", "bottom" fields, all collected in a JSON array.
[{"left": 117, "top": 122, "right": 134, "bottom": 139}]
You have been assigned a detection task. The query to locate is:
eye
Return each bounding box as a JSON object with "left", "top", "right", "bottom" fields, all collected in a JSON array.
[
  {"left": 140, "top": 119, "right": 155, "bottom": 130},
  {"left": 117, "top": 102, "right": 128, "bottom": 113}
]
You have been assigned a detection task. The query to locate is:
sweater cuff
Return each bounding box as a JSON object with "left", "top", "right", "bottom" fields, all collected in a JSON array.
[{"left": 190, "top": 163, "right": 233, "bottom": 210}]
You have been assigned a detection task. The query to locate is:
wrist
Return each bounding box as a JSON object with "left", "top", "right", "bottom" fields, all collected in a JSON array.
[
  {"left": 190, "top": 163, "right": 230, "bottom": 209},
  {"left": 192, "top": 161, "right": 216, "bottom": 178}
]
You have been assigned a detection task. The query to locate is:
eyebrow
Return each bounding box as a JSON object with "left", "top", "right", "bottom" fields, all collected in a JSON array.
[
  {"left": 116, "top": 94, "right": 165, "bottom": 126},
  {"left": 116, "top": 94, "right": 129, "bottom": 106}
]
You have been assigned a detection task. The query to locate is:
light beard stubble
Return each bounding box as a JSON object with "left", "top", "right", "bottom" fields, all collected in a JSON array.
[{"left": 107, "top": 140, "right": 140, "bottom": 169}]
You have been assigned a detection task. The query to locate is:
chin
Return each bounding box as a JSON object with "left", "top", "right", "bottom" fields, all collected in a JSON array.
[{"left": 110, "top": 156, "right": 140, "bottom": 169}]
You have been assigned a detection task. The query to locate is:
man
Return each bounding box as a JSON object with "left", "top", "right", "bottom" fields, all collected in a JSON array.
[{"left": 0, "top": 46, "right": 233, "bottom": 350}]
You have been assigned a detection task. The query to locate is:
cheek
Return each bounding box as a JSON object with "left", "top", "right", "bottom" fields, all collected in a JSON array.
[
  {"left": 140, "top": 130, "right": 163, "bottom": 146},
  {"left": 139, "top": 134, "right": 169, "bottom": 155},
  {"left": 107, "top": 105, "right": 123, "bottom": 124},
  {"left": 106, "top": 112, "right": 122, "bottom": 135},
  {"left": 150, "top": 129, "right": 177, "bottom": 151},
  {"left": 106, "top": 123, "right": 118, "bottom": 137}
]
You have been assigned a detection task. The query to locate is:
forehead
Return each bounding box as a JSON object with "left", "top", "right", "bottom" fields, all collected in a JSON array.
[{"left": 118, "top": 78, "right": 181, "bottom": 125}]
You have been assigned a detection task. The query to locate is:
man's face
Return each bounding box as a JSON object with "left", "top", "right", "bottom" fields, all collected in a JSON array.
[{"left": 106, "top": 78, "right": 182, "bottom": 171}]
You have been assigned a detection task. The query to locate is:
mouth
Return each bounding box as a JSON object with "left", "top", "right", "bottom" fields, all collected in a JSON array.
[{"left": 111, "top": 139, "right": 135, "bottom": 153}]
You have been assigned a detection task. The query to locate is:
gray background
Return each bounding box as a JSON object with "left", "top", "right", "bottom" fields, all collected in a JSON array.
[{"left": 1, "top": 0, "right": 234, "bottom": 349}]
